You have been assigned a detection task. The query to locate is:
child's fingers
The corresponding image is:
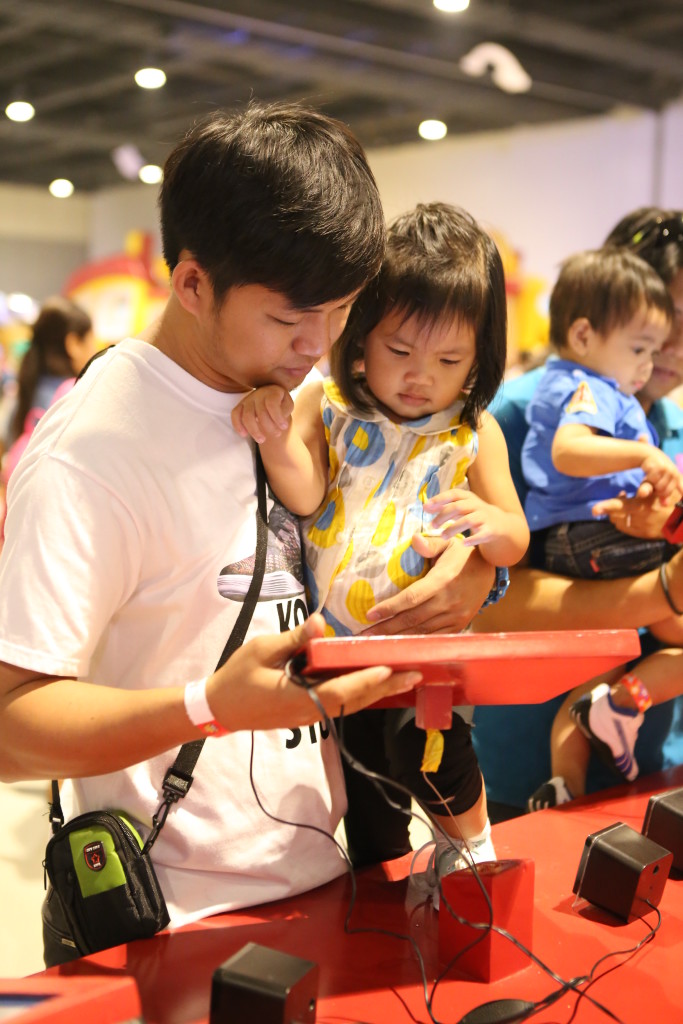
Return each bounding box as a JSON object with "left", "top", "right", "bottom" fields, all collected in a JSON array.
[
  {"left": 230, "top": 403, "right": 250, "bottom": 438},
  {"left": 423, "top": 487, "right": 469, "bottom": 510},
  {"left": 262, "top": 388, "right": 293, "bottom": 430},
  {"left": 237, "top": 402, "right": 268, "bottom": 443}
]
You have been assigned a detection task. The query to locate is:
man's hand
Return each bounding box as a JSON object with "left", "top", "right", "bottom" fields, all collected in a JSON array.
[
  {"left": 207, "top": 613, "right": 422, "bottom": 729},
  {"left": 362, "top": 540, "right": 495, "bottom": 635},
  {"left": 231, "top": 385, "right": 293, "bottom": 444}
]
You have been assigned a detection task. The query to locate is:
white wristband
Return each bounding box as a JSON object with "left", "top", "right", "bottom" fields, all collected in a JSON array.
[{"left": 183, "top": 678, "right": 228, "bottom": 737}]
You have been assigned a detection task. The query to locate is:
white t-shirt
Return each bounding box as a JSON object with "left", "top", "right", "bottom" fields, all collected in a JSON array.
[{"left": 0, "top": 338, "right": 347, "bottom": 927}]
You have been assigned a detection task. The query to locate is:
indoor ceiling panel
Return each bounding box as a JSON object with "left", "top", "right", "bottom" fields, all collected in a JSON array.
[{"left": 0, "top": 0, "right": 681, "bottom": 192}]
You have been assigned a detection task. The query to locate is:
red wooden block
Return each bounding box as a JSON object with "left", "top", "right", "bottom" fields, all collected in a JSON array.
[
  {"left": 438, "top": 858, "right": 534, "bottom": 982},
  {"left": 415, "top": 684, "right": 454, "bottom": 729}
]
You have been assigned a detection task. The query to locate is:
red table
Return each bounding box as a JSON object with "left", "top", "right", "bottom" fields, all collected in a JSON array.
[{"left": 44, "top": 767, "right": 683, "bottom": 1024}]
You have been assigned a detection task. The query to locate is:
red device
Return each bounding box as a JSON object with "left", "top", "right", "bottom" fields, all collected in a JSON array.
[
  {"left": 0, "top": 976, "right": 141, "bottom": 1024},
  {"left": 438, "top": 858, "right": 534, "bottom": 982},
  {"left": 663, "top": 500, "right": 683, "bottom": 543},
  {"left": 292, "top": 629, "right": 641, "bottom": 729}
]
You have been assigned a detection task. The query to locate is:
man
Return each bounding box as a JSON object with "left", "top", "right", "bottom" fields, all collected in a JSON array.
[{"left": 0, "top": 102, "right": 494, "bottom": 962}]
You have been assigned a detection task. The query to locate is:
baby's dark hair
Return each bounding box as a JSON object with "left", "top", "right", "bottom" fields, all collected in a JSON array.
[
  {"left": 604, "top": 206, "right": 683, "bottom": 286},
  {"left": 549, "top": 248, "right": 673, "bottom": 350},
  {"left": 330, "top": 202, "right": 507, "bottom": 428},
  {"left": 159, "top": 100, "right": 385, "bottom": 309}
]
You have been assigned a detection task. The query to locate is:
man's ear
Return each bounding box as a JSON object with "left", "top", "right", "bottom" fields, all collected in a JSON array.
[
  {"left": 566, "top": 317, "right": 594, "bottom": 357},
  {"left": 171, "top": 258, "right": 211, "bottom": 316}
]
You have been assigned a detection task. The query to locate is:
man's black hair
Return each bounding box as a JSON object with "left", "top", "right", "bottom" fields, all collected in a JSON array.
[{"left": 159, "top": 100, "right": 385, "bottom": 308}]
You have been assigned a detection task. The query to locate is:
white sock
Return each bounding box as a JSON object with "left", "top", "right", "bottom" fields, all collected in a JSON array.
[{"left": 434, "top": 818, "right": 495, "bottom": 866}]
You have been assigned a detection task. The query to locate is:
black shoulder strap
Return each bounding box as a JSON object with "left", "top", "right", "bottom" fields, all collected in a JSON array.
[{"left": 51, "top": 447, "right": 270, "bottom": 848}]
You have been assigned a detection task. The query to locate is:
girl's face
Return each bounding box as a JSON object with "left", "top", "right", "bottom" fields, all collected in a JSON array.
[{"left": 361, "top": 307, "right": 476, "bottom": 422}]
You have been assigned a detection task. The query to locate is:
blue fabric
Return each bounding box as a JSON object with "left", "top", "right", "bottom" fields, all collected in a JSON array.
[
  {"left": 474, "top": 369, "right": 683, "bottom": 809},
  {"left": 521, "top": 360, "right": 657, "bottom": 530}
]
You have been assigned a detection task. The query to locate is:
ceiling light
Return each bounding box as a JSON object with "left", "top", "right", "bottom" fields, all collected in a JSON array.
[
  {"left": 433, "top": 0, "right": 470, "bottom": 11},
  {"left": 49, "top": 178, "right": 74, "bottom": 198},
  {"left": 139, "top": 164, "right": 163, "bottom": 185},
  {"left": 134, "top": 67, "right": 166, "bottom": 89},
  {"left": 418, "top": 119, "right": 447, "bottom": 141},
  {"left": 5, "top": 100, "right": 35, "bottom": 122},
  {"left": 459, "top": 43, "right": 532, "bottom": 94}
]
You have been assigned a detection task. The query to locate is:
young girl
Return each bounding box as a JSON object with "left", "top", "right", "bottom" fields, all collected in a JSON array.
[{"left": 232, "top": 202, "right": 529, "bottom": 892}]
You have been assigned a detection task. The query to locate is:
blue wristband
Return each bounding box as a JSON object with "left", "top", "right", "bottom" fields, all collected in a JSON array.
[{"left": 480, "top": 566, "right": 510, "bottom": 609}]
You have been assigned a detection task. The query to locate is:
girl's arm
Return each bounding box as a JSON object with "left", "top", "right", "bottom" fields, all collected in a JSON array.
[
  {"left": 552, "top": 423, "right": 682, "bottom": 501},
  {"left": 231, "top": 381, "right": 328, "bottom": 515},
  {"left": 423, "top": 411, "right": 530, "bottom": 566}
]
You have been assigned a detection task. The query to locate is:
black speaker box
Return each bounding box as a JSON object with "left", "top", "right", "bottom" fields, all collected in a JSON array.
[
  {"left": 642, "top": 788, "right": 683, "bottom": 873},
  {"left": 209, "top": 942, "right": 318, "bottom": 1024},
  {"left": 572, "top": 821, "right": 672, "bottom": 921}
]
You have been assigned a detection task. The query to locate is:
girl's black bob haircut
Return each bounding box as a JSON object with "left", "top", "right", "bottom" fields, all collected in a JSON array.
[{"left": 331, "top": 202, "right": 507, "bottom": 428}]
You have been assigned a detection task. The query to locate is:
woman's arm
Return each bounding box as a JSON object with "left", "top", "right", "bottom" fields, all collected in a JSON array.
[
  {"left": 231, "top": 381, "right": 328, "bottom": 515},
  {"left": 473, "top": 550, "right": 683, "bottom": 634}
]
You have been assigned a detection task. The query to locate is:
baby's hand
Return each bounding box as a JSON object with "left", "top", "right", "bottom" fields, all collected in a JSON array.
[
  {"left": 231, "top": 385, "right": 294, "bottom": 444},
  {"left": 422, "top": 488, "right": 506, "bottom": 547},
  {"left": 639, "top": 447, "right": 683, "bottom": 504}
]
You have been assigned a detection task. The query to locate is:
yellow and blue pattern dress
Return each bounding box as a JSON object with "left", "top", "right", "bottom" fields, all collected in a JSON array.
[{"left": 302, "top": 379, "right": 478, "bottom": 636}]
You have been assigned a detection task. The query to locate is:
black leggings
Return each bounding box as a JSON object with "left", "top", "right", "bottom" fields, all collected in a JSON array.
[{"left": 338, "top": 707, "right": 482, "bottom": 869}]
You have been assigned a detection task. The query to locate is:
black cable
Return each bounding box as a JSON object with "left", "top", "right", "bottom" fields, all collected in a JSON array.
[
  {"left": 563, "top": 902, "right": 661, "bottom": 1024},
  {"left": 246, "top": 717, "right": 441, "bottom": 1023},
  {"left": 274, "top": 668, "right": 655, "bottom": 1024}
]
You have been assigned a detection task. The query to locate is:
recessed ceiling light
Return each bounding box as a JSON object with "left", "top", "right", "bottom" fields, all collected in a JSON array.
[
  {"left": 5, "top": 100, "right": 35, "bottom": 122},
  {"left": 134, "top": 67, "right": 166, "bottom": 89},
  {"left": 418, "top": 119, "right": 447, "bottom": 141},
  {"left": 49, "top": 178, "right": 74, "bottom": 198},
  {"left": 433, "top": 0, "right": 470, "bottom": 12},
  {"left": 139, "top": 164, "right": 163, "bottom": 184}
]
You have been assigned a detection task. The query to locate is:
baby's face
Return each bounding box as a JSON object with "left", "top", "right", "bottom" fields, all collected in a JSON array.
[
  {"left": 361, "top": 307, "right": 477, "bottom": 422},
  {"left": 586, "top": 306, "right": 671, "bottom": 396}
]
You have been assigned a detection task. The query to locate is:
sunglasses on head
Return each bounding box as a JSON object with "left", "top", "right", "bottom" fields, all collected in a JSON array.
[{"left": 631, "top": 214, "right": 683, "bottom": 249}]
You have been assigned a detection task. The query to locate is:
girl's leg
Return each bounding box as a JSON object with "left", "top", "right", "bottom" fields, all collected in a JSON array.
[
  {"left": 571, "top": 648, "right": 683, "bottom": 781},
  {"left": 339, "top": 708, "right": 412, "bottom": 868},
  {"left": 385, "top": 709, "right": 494, "bottom": 871}
]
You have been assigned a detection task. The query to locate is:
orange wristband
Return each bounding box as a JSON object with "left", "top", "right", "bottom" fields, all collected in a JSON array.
[{"left": 619, "top": 673, "right": 652, "bottom": 713}]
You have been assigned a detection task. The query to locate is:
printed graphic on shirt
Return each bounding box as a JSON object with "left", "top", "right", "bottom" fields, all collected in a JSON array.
[
  {"left": 566, "top": 381, "right": 598, "bottom": 416},
  {"left": 217, "top": 498, "right": 305, "bottom": 603}
]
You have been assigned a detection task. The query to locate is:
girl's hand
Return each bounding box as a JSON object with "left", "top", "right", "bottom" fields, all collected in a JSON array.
[
  {"left": 231, "top": 385, "right": 293, "bottom": 444},
  {"left": 422, "top": 487, "right": 509, "bottom": 547}
]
